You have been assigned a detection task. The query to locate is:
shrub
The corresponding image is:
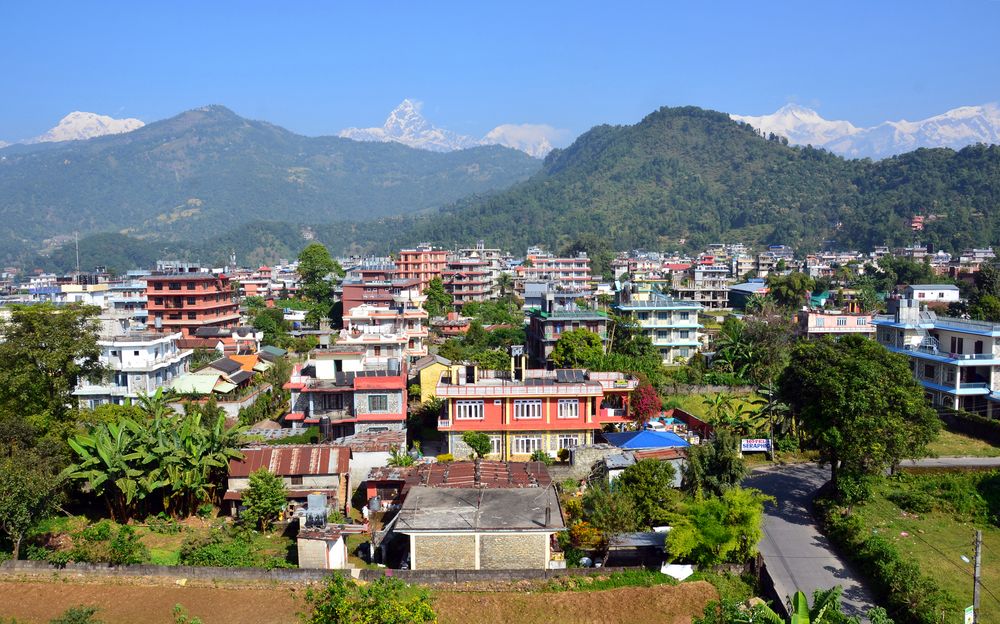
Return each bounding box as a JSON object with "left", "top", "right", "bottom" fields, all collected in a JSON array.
[
  {"left": 568, "top": 521, "right": 602, "bottom": 548},
  {"left": 557, "top": 448, "right": 571, "bottom": 463},
  {"left": 179, "top": 530, "right": 260, "bottom": 568},
  {"left": 147, "top": 513, "right": 183, "bottom": 534},
  {"left": 462, "top": 431, "right": 492, "bottom": 459},
  {"left": 436, "top": 453, "right": 454, "bottom": 463},
  {"left": 889, "top": 490, "right": 934, "bottom": 514},
  {"left": 562, "top": 498, "right": 583, "bottom": 523},
  {"left": 50, "top": 607, "right": 103, "bottom": 624},
  {"left": 530, "top": 450, "right": 554, "bottom": 465},
  {"left": 301, "top": 575, "right": 435, "bottom": 624}
]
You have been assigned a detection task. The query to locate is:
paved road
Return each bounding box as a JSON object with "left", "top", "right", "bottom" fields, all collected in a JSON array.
[
  {"left": 746, "top": 456, "right": 1000, "bottom": 619},
  {"left": 744, "top": 464, "right": 877, "bottom": 619}
]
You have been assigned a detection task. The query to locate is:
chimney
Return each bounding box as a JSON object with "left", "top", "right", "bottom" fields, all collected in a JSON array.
[{"left": 544, "top": 505, "right": 551, "bottom": 527}]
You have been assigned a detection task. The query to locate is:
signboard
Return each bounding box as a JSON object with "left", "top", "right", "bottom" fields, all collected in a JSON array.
[
  {"left": 613, "top": 379, "right": 630, "bottom": 388},
  {"left": 965, "top": 605, "right": 974, "bottom": 624},
  {"left": 510, "top": 345, "right": 524, "bottom": 357},
  {"left": 741, "top": 438, "right": 772, "bottom": 453}
]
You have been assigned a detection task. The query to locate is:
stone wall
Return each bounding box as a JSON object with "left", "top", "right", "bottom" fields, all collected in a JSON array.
[
  {"left": 413, "top": 535, "right": 476, "bottom": 570},
  {"left": 479, "top": 533, "right": 546, "bottom": 570}
]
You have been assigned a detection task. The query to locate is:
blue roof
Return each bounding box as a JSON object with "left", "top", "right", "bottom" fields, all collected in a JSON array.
[{"left": 603, "top": 430, "right": 690, "bottom": 449}]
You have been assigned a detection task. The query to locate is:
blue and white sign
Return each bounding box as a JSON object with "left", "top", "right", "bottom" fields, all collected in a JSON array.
[{"left": 741, "top": 438, "right": 772, "bottom": 453}]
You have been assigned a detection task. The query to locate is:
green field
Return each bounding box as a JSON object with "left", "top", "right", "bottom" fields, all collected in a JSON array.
[{"left": 854, "top": 472, "right": 1000, "bottom": 622}]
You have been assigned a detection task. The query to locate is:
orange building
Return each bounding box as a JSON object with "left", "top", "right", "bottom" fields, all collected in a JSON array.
[
  {"left": 146, "top": 272, "right": 240, "bottom": 337},
  {"left": 396, "top": 245, "right": 447, "bottom": 293},
  {"left": 435, "top": 364, "right": 637, "bottom": 460}
]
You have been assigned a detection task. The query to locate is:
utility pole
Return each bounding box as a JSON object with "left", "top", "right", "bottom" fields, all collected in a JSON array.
[{"left": 974, "top": 529, "right": 982, "bottom": 623}]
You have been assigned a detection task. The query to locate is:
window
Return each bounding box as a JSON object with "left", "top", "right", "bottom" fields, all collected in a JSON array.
[
  {"left": 455, "top": 400, "right": 484, "bottom": 420},
  {"left": 321, "top": 394, "right": 343, "bottom": 410},
  {"left": 638, "top": 312, "right": 649, "bottom": 321},
  {"left": 679, "top": 347, "right": 690, "bottom": 357},
  {"left": 679, "top": 312, "right": 689, "bottom": 320},
  {"left": 514, "top": 399, "right": 542, "bottom": 419},
  {"left": 513, "top": 435, "right": 542, "bottom": 455},
  {"left": 489, "top": 435, "right": 502, "bottom": 455},
  {"left": 368, "top": 394, "right": 388, "bottom": 412},
  {"left": 836, "top": 317, "right": 847, "bottom": 326},
  {"left": 187, "top": 312, "right": 196, "bottom": 319},
  {"left": 816, "top": 317, "right": 825, "bottom": 327},
  {"left": 923, "top": 364, "right": 936, "bottom": 379},
  {"left": 558, "top": 434, "right": 580, "bottom": 450},
  {"left": 187, "top": 282, "right": 196, "bottom": 290},
  {"left": 290, "top": 476, "right": 303, "bottom": 486},
  {"left": 187, "top": 297, "right": 196, "bottom": 305},
  {"left": 557, "top": 399, "right": 579, "bottom": 419},
  {"left": 857, "top": 318, "right": 867, "bottom": 325},
  {"left": 133, "top": 350, "right": 140, "bottom": 356},
  {"left": 656, "top": 311, "right": 668, "bottom": 320},
  {"left": 679, "top": 330, "right": 690, "bottom": 339}
]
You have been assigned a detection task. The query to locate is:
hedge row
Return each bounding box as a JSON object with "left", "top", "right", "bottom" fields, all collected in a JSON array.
[{"left": 815, "top": 496, "right": 957, "bottom": 624}]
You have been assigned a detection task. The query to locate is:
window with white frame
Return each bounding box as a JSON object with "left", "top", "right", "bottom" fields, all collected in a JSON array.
[
  {"left": 857, "top": 318, "right": 867, "bottom": 325},
  {"left": 489, "top": 435, "right": 502, "bottom": 455},
  {"left": 557, "top": 399, "right": 579, "bottom": 419},
  {"left": 455, "top": 400, "right": 484, "bottom": 420},
  {"left": 514, "top": 399, "right": 542, "bottom": 419},
  {"left": 836, "top": 317, "right": 847, "bottom": 326},
  {"left": 513, "top": 435, "right": 542, "bottom": 454},
  {"left": 558, "top": 434, "right": 580, "bottom": 450}
]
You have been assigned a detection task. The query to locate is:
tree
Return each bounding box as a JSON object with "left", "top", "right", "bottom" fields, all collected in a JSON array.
[
  {"left": 615, "top": 459, "right": 680, "bottom": 527},
  {"left": 779, "top": 335, "right": 940, "bottom": 502},
  {"left": 629, "top": 381, "right": 661, "bottom": 425},
  {"left": 297, "top": 243, "right": 343, "bottom": 325},
  {"left": 582, "top": 480, "right": 640, "bottom": 541},
  {"left": 695, "top": 587, "right": 894, "bottom": 624},
  {"left": 766, "top": 272, "right": 815, "bottom": 310},
  {"left": 462, "top": 431, "right": 492, "bottom": 459},
  {"left": 241, "top": 468, "right": 288, "bottom": 530},
  {"left": 301, "top": 574, "right": 435, "bottom": 624},
  {"left": 665, "top": 486, "right": 770, "bottom": 566},
  {"left": 422, "top": 277, "right": 452, "bottom": 318},
  {"left": 496, "top": 272, "right": 514, "bottom": 299},
  {"left": 471, "top": 348, "right": 510, "bottom": 372},
  {"left": 682, "top": 430, "right": 747, "bottom": 498},
  {"left": 386, "top": 448, "right": 415, "bottom": 467},
  {"left": 0, "top": 449, "right": 64, "bottom": 559},
  {"left": 550, "top": 328, "right": 604, "bottom": 368},
  {"left": 606, "top": 313, "right": 657, "bottom": 359},
  {"left": 0, "top": 303, "right": 104, "bottom": 432}
]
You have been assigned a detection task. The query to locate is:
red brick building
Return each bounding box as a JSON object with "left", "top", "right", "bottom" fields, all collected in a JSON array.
[{"left": 145, "top": 272, "right": 240, "bottom": 337}]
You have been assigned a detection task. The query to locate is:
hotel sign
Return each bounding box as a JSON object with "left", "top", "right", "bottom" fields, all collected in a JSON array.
[{"left": 741, "top": 438, "right": 772, "bottom": 453}]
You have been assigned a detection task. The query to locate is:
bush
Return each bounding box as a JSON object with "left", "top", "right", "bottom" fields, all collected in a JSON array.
[
  {"left": 557, "top": 448, "right": 571, "bottom": 462},
  {"left": 889, "top": 490, "right": 935, "bottom": 514},
  {"left": 436, "top": 453, "right": 454, "bottom": 463},
  {"left": 179, "top": 529, "right": 262, "bottom": 568},
  {"left": 530, "top": 450, "right": 554, "bottom": 465},
  {"left": 147, "top": 513, "right": 183, "bottom": 535},
  {"left": 568, "top": 521, "right": 602, "bottom": 548},
  {"left": 301, "top": 575, "right": 435, "bottom": 624},
  {"left": 37, "top": 521, "right": 149, "bottom": 566},
  {"left": 50, "top": 607, "right": 103, "bottom": 624}
]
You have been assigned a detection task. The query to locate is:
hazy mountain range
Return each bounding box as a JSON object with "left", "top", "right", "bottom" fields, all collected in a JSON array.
[
  {"left": 732, "top": 103, "right": 1000, "bottom": 159},
  {"left": 2, "top": 111, "right": 145, "bottom": 146},
  {"left": 339, "top": 99, "right": 560, "bottom": 158}
]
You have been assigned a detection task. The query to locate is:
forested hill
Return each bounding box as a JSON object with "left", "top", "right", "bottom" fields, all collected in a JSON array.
[
  {"left": 380, "top": 106, "right": 1000, "bottom": 254},
  {"left": 36, "top": 106, "right": 1000, "bottom": 272},
  {"left": 0, "top": 105, "right": 540, "bottom": 262}
]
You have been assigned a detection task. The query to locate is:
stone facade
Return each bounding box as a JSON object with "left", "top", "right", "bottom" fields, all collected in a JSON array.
[
  {"left": 354, "top": 390, "right": 404, "bottom": 416},
  {"left": 479, "top": 533, "right": 547, "bottom": 570},
  {"left": 412, "top": 535, "right": 476, "bottom": 570}
]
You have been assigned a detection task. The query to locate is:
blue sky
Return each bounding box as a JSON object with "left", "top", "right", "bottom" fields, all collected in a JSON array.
[{"left": 2, "top": 0, "right": 999, "bottom": 144}]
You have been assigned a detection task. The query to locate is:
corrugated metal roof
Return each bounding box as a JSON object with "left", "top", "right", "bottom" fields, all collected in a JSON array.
[{"left": 229, "top": 445, "right": 349, "bottom": 477}]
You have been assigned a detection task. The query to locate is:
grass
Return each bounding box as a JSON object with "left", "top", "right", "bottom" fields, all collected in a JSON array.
[
  {"left": 926, "top": 428, "right": 1000, "bottom": 458},
  {"left": 665, "top": 392, "right": 761, "bottom": 424},
  {"left": 540, "top": 570, "right": 677, "bottom": 592},
  {"left": 688, "top": 571, "right": 757, "bottom": 602},
  {"left": 852, "top": 472, "right": 1000, "bottom": 623}
]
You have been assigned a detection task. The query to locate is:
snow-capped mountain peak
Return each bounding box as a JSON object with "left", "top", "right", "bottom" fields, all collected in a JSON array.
[
  {"left": 733, "top": 103, "right": 1000, "bottom": 159},
  {"left": 339, "top": 99, "right": 561, "bottom": 157},
  {"left": 27, "top": 111, "right": 145, "bottom": 144}
]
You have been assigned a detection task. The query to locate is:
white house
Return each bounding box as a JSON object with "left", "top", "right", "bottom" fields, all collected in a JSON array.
[
  {"left": 75, "top": 331, "right": 192, "bottom": 408},
  {"left": 903, "top": 284, "right": 960, "bottom": 304}
]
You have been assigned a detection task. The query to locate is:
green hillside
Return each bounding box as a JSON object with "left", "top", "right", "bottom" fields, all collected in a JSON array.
[
  {"left": 33, "top": 105, "right": 1000, "bottom": 272},
  {"left": 0, "top": 105, "right": 540, "bottom": 262}
]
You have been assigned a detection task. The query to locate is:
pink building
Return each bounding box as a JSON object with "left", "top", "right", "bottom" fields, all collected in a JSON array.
[{"left": 796, "top": 309, "right": 875, "bottom": 339}]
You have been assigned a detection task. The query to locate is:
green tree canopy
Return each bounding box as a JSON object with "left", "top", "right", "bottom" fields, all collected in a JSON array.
[
  {"left": 682, "top": 429, "right": 747, "bottom": 498},
  {"left": 301, "top": 575, "right": 436, "bottom": 624},
  {"left": 615, "top": 459, "right": 680, "bottom": 527},
  {"left": 665, "top": 486, "right": 770, "bottom": 566},
  {"left": 0, "top": 447, "right": 65, "bottom": 559},
  {"left": 779, "top": 335, "right": 940, "bottom": 501},
  {"left": 0, "top": 303, "right": 104, "bottom": 432},
  {"left": 550, "top": 328, "right": 604, "bottom": 368},
  {"left": 461, "top": 431, "right": 492, "bottom": 459},
  {"left": 765, "top": 272, "right": 815, "bottom": 310},
  {"left": 241, "top": 468, "right": 288, "bottom": 530},
  {"left": 297, "top": 243, "right": 343, "bottom": 325},
  {"left": 422, "top": 277, "right": 453, "bottom": 318}
]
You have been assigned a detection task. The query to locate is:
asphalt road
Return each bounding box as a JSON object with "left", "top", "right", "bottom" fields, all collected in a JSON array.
[
  {"left": 744, "top": 464, "right": 877, "bottom": 619},
  {"left": 746, "top": 456, "right": 1000, "bottom": 619}
]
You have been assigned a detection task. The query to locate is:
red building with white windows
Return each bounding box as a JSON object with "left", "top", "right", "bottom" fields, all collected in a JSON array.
[
  {"left": 396, "top": 245, "right": 447, "bottom": 293},
  {"left": 435, "top": 364, "right": 637, "bottom": 460},
  {"left": 145, "top": 271, "right": 240, "bottom": 337}
]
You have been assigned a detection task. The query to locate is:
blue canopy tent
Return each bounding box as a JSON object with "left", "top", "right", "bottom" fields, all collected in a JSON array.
[{"left": 603, "top": 430, "right": 690, "bottom": 450}]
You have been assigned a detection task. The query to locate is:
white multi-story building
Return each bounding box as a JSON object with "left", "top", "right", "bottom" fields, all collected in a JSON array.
[
  {"left": 614, "top": 292, "right": 703, "bottom": 364},
  {"left": 874, "top": 298, "right": 1000, "bottom": 416},
  {"left": 75, "top": 331, "right": 192, "bottom": 408}
]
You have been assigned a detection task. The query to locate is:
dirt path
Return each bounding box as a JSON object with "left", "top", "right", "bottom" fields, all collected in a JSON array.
[{"left": 0, "top": 576, "right": 717, "bottom": 624}]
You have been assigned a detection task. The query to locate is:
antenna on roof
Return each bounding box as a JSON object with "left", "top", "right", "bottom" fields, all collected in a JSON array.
[{"left": 75, "top": 231, "right": 80, "bottom": 275}]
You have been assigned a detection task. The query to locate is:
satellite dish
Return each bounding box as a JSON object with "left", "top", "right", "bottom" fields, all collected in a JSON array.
[{"left": 579, "top": 556, "right": 593, "bottom": 568}]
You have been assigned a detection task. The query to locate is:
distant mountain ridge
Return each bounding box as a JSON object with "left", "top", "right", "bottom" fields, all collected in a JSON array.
[
  {"left": 0, "top": 105, "right": 540, "bottom": 262},
  {"left": 732, "top": 103, "right": 1000, "bottom": 159},
  {"left": 1, "top": 111, "right": 145, "bottom": 145},
  {"left": 340, "top": 99, "right": 559, "bottom": 158}
]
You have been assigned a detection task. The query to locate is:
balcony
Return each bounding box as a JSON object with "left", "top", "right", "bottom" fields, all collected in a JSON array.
[
  {"left": 438, "top": 418, "right": 451, "bottom": 429},
  {"left": 313, "top": 408, "right": 354, "bottom": 422}
]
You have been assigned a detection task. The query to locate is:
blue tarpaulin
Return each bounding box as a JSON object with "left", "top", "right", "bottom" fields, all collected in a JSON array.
[{"left": 603, "top": 430, "right": 690, "bottom": 449}]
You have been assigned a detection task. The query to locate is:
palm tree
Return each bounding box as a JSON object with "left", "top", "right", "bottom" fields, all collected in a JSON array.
[{"left": 496, "top": 272, "right": 514, "bottom": 299}]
